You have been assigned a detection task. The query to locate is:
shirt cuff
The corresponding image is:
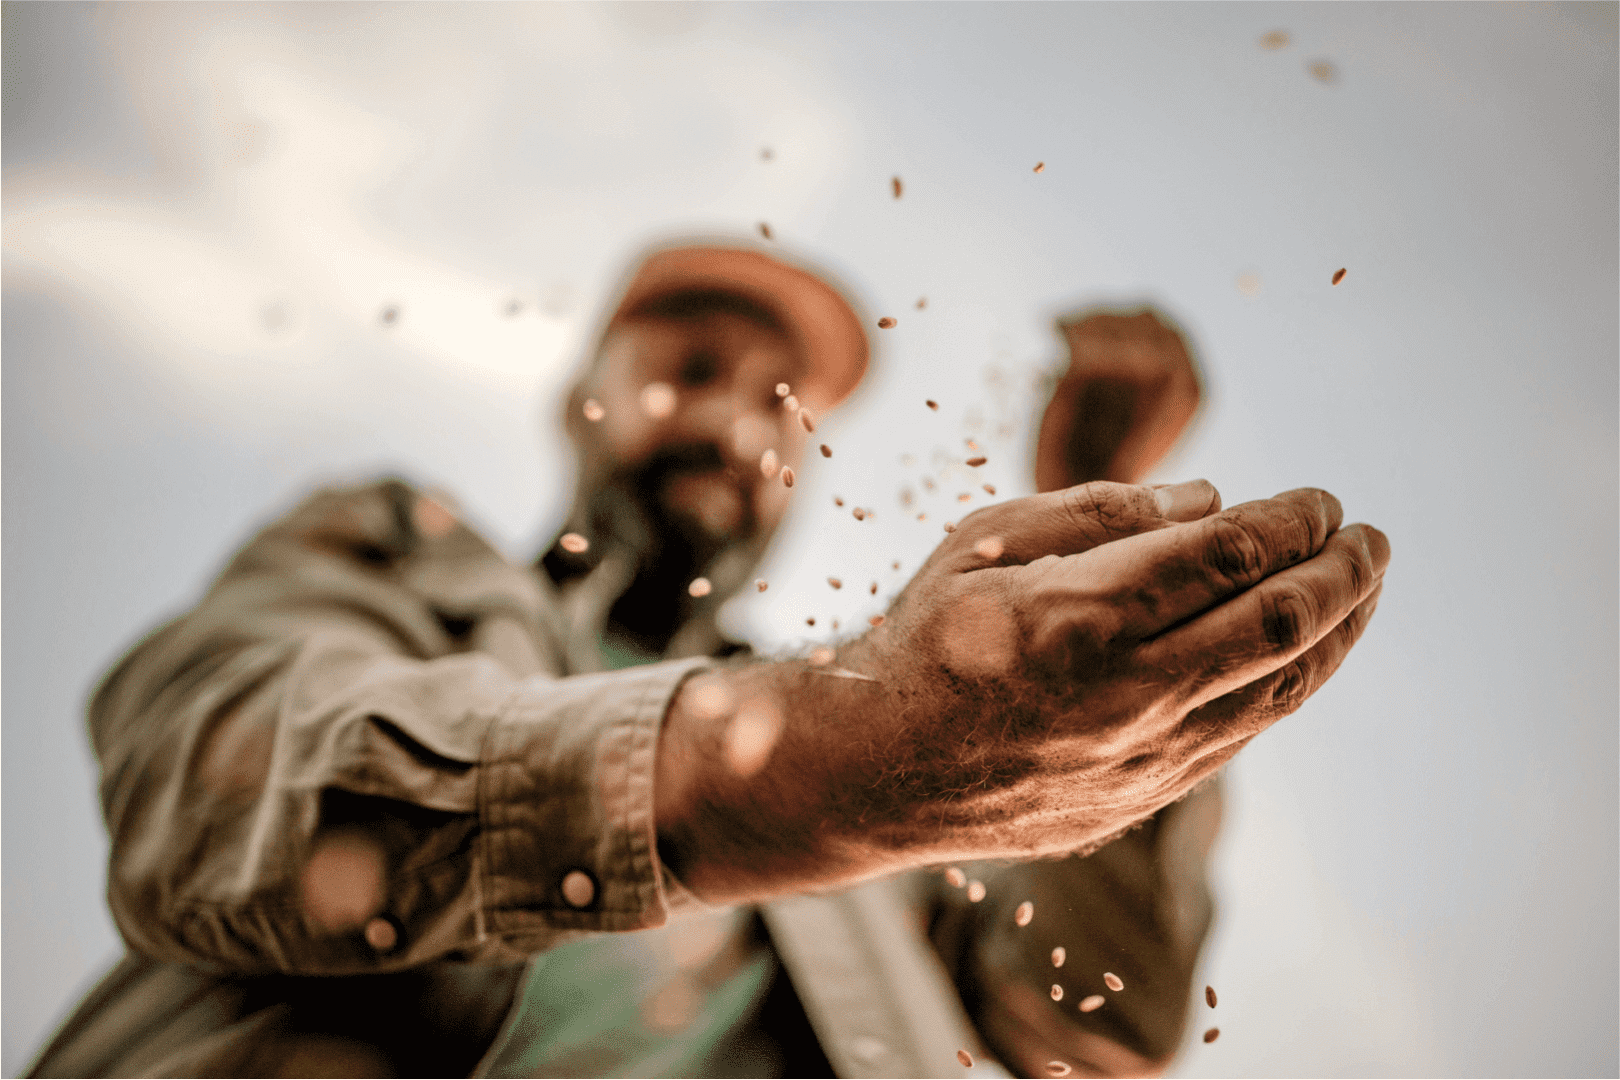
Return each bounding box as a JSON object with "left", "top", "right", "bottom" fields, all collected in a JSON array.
[{"left": 477, "top": 657, "right": 712, "bottom": 942}]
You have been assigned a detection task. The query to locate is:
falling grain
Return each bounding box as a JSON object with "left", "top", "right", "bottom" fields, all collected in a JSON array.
[
  {"left": 820, "top": 444, "right": 832, "bottom": 458},
  {"left": 926, "top": 399, "right": 938, "bottom": 410},
  {"left": 965, "top": 456, "right": 987, "bottom": 467},
  {"left": 1259, "top": 29, "right": 1290, "bottom": 49},
  {"left": 957, "top": 493, "right": 971, "bottom": 503},
  {"left": 776, "top": 383, "right": 790, "bottom": 397},
  {"left": 983, "top": 484, "right": 996, "bottom": 495},
  {"left": 1103, "top": 972, "right": 1124, "bottom": 992},
  {"left": 966, "top": 879, "right": 985, "bottom": 902},
  {"left": 756, "top": 579, "right": 768, "bottom": 592},
  {"left": 828, "top": 577, "right": 843, "bottom": 590},
  {"left": 800, "top": 410, "right": 815, "bottom": 433},
  {"left": 783, "top": 394, "right": 800, "bottom": 413},
  {"left": 834, "top": 496, "right": 845, "bottom": 506},
  {"left": 916, "top": 297, "right": 927, "bottom": 309},
  {"left": 688, "top": 577, "right": 712, "bottom": 598},
  {"left": 1203, "top": 1028, "right": 1220, "bottom": 1044},
  {"left": 892, "top": 176, "right": 903, "bottom": 199},
  {"left": 582, "top": 399, "right": 605, "bottom": 422},
  {"left": 1332, "top": 267, "right": 1347, "bottom": 285},
  {"left": 806, "top": 617, "right": 816, "bottom": 626},
  {"left": 878, "top": 317, "right": 897, "bottom": 329},
  {"left": 1045, "top": 1062, "right": 1071, "bottom": 1077},
  {"left": 781, "top": 466, "right": 795, "bottom": 488},
  {"left": 945, "top": 867, "right": 967, "bottom": 888},
  {"left": 1078, "top": 995, "right": 1105, "bottom": 1013},
  {"left": 957, "top": 1049, "right": 975, "bottom": 1069},
  {"left": 892, "top": 560, "right": 901, "bottom": 570},
  {"left": 1050, "top": 985, "right": 1064, "bottom": 1002},
  {"left": 1015, "top": 901, "right": 1034, "bottom": 927},
  {"left": 1052, "top": 946, "right": 1066, "bottom": 968},
  {"left": 1033, "top": 162, "right": 1045, "bottom": 173},
  {"left": 869, "top": 581, "right": 879, "bottom": 595},
  {"left": 868, "top": 614, "right": 885, "bottom": 627},
  {"left": 1205, "top": 985, "right": 1218, "bottom": 1008},
  {"left": 853, "top": 508, "right": 866, "bottom": 520},
  {"left": 559, "top": 532, "right": 590, "bottom": 554},
  {"left": 760, "top": 448, "right": 780, "bottom": 478},
  {"left": 1309, "top": 59, "right": 1338, "bottom": 83},
  {"left": 641, "top": 382, "right": 677, "bottom": 419},
  {"left": 943, "top": 522, "right": 956, "bottom": 533},
  {"left": 758, "top": 222, "right": 773, "bottom": 240}
]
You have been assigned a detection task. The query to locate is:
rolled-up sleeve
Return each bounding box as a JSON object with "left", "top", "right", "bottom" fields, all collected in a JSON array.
[{"left": 92, "top": 478, "right": 707, "bottom": 976}]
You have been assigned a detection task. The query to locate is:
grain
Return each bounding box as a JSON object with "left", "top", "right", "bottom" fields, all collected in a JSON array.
[
  {"left": 1078, "top": 995, "right": 1105, "bottom": 1013},
  {"left": 756, "top": 579, "right": 768, "bottom": 592},
  {"left": 776, "top": 383, "right": 790, "bottom": 397},
  {"left": 1050, "top": 985, "right": 1063, "bottom": 1001},
  {"left": 1332, "top": 267, "right": 1347, "bottom": 285},
  {"left": 1259, "top": 29, "right": 1290, "bottom": 49},
  {"left": 957, "top": 1049, "right": 975, "bottom": 1069},
  {"left": 781, "top": 466, "right": 795, "bottom": 488},
  {"left": 853, "top": 507, "right": 866, "bottom": 520},
  {"left": 820, "top": 444, "right": 832, "bottom": 457},
  {"left": 800, "top": 410, "right": 815, "bottom": 433},
  {"left": 983, "top": 484, "right": 996, "bottom": 495},
  {"left": 957, "top": 493, "right": 971, "bottom": 503},
  {"left": 806, "top": 617, "right": 816, "bottom": 626},
  {"left": 965, "top": 456, "right": 987, "bottom": 467},
  {"left": 760, "top": 448, "right": 780, "bottom": 478},
  {"left": 1103, "top": 972, "right": 1124, "bottom": 992},
  {"left": 640, "top": 382, "right": 677, "bottom": 419},
  {"left": 582, "top": 399, "right": 605, "bottom": 422},
  {"left": 688, "top": 577, "right": 712, "bottom": 598},
  {"left": 1045, "top": 1062, "right": 1071, "bottom": 1077},
  {"left": 1015, "top": 901, "right": 1034, "bottom": 927},
  {"left": 1309, "top": 59, "right": 1337, "bottom": 83},
  {"left": 869, "top": 581, "right": 879, "bottom": 595},
  {"left": 943, "top": 522, "right": 956, "bottom": 533},
  {"left": 926, "top": 399, "right": 938, "bottom": 410},
  {"left": 828, "top": 577, "right": 843, "bottom": 590},
  {"left": 559, "top": 532, "right": 590, "bottom": 554},
  {"left": 759, "top": 222, "right": 773, "bottom": 240},
  {"left": 878, "top": 317, "right": 897, "bottom": 329},
  {"left": 1203, "top": 1028, "right": 1220, "bottom": 1044},
  {"left": 892, "top": 176, "right": 903, "bottom": 199},
  {"left": 916, "top": 297, "right": 927, "bottom": 309},
  {"left": 783, "top": 394, "right": 799, "bottom": 413},
  {"left": 1205, "top": 985, "right": 1218, "bottom": 1008},
  {"left": 892, "top": 560, "right": 901, "bottom": 570},
  {"left": 834, "top": 496, "right": 844, "bottom": 506},
  {"left": 945, "top": 867, "right": 967, "bottom": 888},
  {"left": 868, "top": 614, "right": 885, "bottom": 627},
  {"left": 966, "top": 880, "right": 986, "bottom": 902},
  {"left": 1051, "top": 946, "right": 1066, "bottom": 968},
  {"left": 1033, "top": 162, "right": 1045, "bottom": 173}
]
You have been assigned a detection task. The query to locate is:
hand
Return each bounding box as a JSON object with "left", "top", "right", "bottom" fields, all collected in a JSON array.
[{"left": 656, "top": 479, "right": 1388, "bottom": 899}]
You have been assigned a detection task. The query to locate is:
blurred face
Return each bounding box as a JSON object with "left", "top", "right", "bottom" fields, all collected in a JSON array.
[{"left": 571, "top": 301, "right": 813, "bottom": 552}]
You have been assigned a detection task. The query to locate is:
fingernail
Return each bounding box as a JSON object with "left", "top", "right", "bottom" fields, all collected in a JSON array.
[{"left": 1155, "top": 479, "right": 1216, "bottom": 521}]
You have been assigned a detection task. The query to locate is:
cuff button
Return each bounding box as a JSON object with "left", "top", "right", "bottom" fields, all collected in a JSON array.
[{"left": 562, "top": 869, "right": 597, "bottom": 909}]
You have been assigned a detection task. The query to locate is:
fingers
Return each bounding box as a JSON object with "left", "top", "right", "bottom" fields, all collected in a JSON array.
[
  {"left": 1141, "top": 522, "right": 1390, "bottom": 709},
  {"left": 945, "top": 479, "right": 1221, "bottom": 568}
]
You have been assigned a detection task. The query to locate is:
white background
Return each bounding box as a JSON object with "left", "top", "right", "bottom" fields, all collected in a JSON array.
[{"left": 4, "top": 3, "right": 1615, "bottom": 1076}]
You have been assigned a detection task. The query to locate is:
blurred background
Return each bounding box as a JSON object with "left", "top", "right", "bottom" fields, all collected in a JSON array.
[{"left": 3, "top": 2, "right": 1615, "bottom": 1076}]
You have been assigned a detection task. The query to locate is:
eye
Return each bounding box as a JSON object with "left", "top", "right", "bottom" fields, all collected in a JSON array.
[{"left": 679, "top": 351, "right": 719, "bottom": 387}]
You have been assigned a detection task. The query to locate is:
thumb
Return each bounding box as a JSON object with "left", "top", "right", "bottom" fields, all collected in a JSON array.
[{"left": 949, "top": 479, "right": 1222, "bottom": 566}]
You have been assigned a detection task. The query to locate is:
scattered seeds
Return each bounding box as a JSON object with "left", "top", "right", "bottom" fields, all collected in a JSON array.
[
  {"left": 1033, "top": 162, "right": 1045, "bottom": 173},
  {"left": 1050, "top": 984, "right": 1064, "bottom": 1001},
  {"left": 834, "top": 496, "right": 845, "bottom": 506},
  {"left": 820, "top": 444, "right": 832, "bottom": 458},
  {"left": 965, "top": 456, "right": 987, "bottom": 467},
  {"left": 760, "top": 448, "right": 780, "bottom": 478},
  {"left": 759, "top": 222, "right": 773, "bottom": 240},
  {"left": 957, "top": 1049, "right": 975, "bottom": 1069},
  {"left": 559, "top": 532, "right": 590, "bottom": 554},
  {"left": 582, "top": 399, "right": 605, "bottom": 422},
  {"left": 983, "top": 484, "right": 996, "bottom": 495},
  {"left": 828, "top": 577, "right": 843, "bottom": 590},
  {"left": 1309, "top": 59, "right": 1338, "bottom": 83},
  {"left": 781, "top": 466, "right": 795, "bottom": 488},
  {"left": 917, "top": 513, "right": 927, "bottom": 521},
  {"left": 1259, "top": 29, "right": 1290, "bottom": 49},
  {"left": 1103, "top": 972, "right": 1124, "bottom": 992},
  {"left": 916, "top": 297, "right": 927, "bottom": 309},
  {"left": 1015, "top": 901, "right": 1034, "bottom": 927},
  {"left": 853, "top": 508, "right": 866, "bottom": 520},
  {"left": 1078, "top": 995, "right": 1105, "bottom": 1013},
  {"left": 756, "top": 579, "right": 768, "bottom": 592},
  {"left": 1206, "top": 985, "right": 1218, "bottom": 1008},
  {"left": 800, "top": 410, "right": 815, "bottom": 433},
  {"left": 966, "top": 880, "right": 986, "bottom": 902},
  {"left": 1332, "top": 267, "right": 1347, "bottom": 285},
  {"left": 878, "top": 317, "right": 897, "bottom": 329},
  {"left": 775, "top": 383, "right": 790, "bottom": 397},
  {"left": 892, "top": 176, "right": 903, "bottom": 199},
  {"left": 1203, "top": 1028, "right": 1220, "bottom": 1044},
  {"left": 943, "top": 522, "right": 956, "bottom": 533},
  {"left": 945, "top": 867, "right": 967, "bottom": 888},
  {"left": 957, "top": 493, "right": 971, "bottom": 503},
  {"left": 809, "top": 646, "right": 835, "bottom": 666},
  {"left": 868, "top": 582, "right": 878, "bottom": 596},
  {"left": 868, "top": 614, "right": 885, "bottom": 627},
  {"left": 1052, "top": 946, "right": 1066, "bottom": 968},
  {"left": 640, "top": 382, "right": 677, "bottom": 419},
  {"left": 688, "top": 577, "right": 712, "bottom": 598},
  {"left": 1045, "top": 1062, "right": 1071, "bottom": 1077},
  {"left": 926, "top": 399, "right": 938, "bottom": 410},
  {"left": 806, "top": 617, "right": 816, "bottom": 626},
  {"left": 965, "top": 439, "right": 979, "bottom": 451}
]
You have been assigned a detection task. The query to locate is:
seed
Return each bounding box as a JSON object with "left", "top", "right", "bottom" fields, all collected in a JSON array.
[
  {"left": 853, "top": 508, "right": 866, "bottom": 520},
  {"left": 943, "top": 522, "right": 956, "bottom": 533},
  {"left": 892, "top": 561, "right": 900, "bottom": 570},
  {"left": 1050, "top": 985, "right": 1063, "bottom": 1001},
  {"left": 925, "top": 399, "right": 938, "bottom": 410},
  {"left": 810, "top": 646, "right": 835, "bottom": 666},
  {"left": 1203, "top": 1028, "right": 1220, "bottom": 1044},
  {"left": 1103, "top": 972, "right": 1124, "bottom": 992},
  {"left": 783, "top": 394, "right": 799, "bottom": 412},
  {"left": 1332, "top": 267, "right": 1347, "bottom": 285},
  {"left": 559, "top": 532, "right": 590, "bottom": 554},
  {"left": 756, "top": 579, "right": 768, "bottom": 592},
  {"left": 806, "top": 617, "right": 816, "bottom": 626},
  {"left": 945, "top": 867, "right": 967, "bottom": 888},
  {"left": 957, "top": 493, "right": 970, "bottom": 503},
  {"left": 828, "top": 577, "right": 842, "bottom": 590},
  {"left": 965, "top": 456, "right": 986, "bottom": 467},
  {"left": 957, "top": 1050, "right": 974, "bottom": 1069},
  {"left": 1309, "top": 59, "right": 1337, "bottom": 83},
  {"left": 781, "top": 466, "right": 795, "bottom": 488},
  {"left": 775, "top": 383, "right": 790, "bottom": 397},
  {"left": 1259, "top": 29, "right": 1290, "bottom": 49},
  {"left": 759, "top": 222, "right": 773, "bottom": 240},
  {"left": 1015, "top": 901, "right": 1033, "bottom": 927},
  {"left": 582, "top": 399, "right": 605, "bottom": 422},
  {"left": 921, "top": 477, "right": 935, "bottom": 490},
  {"left": 1045, "top": 1062, "right": 1071, "bottom": 1077},
  {"left": 975, "top": 537, "right": 1004, "bottom": 561},
  {"left": 916, "top": 297, "right": 927, "bottom": 309},
  {"left": 868, "top": 614, "right": 885, "bottom": 627},
  {"left": 878, "top": 317, "right": 896, "bottom": 329},
  {"left": 800, "top": 410, "right": 815, "bottom": 433},
  {"left": 966, "top": 880, "right": 985, "bottom": 902},
  {"left": 1051, "top": 946, "right": 1066, "bottom": 968},
  {"left": 892, "top": 176, "right": 903, "bottom": 199},
  {"left": 688, "top": 577, "right": 712, "bottom": 598},
  {"left": 965, "top": 439, "right": 979, "bottom": 451},
  {"left": 1033, "top": 162, "right": 1045, "bottom": 173},
  {"left": 820, "top": 444, "right": 832, "bottom": 457},
  {"left": 831, "top": 619, "right": 840, "bottom": 630},
  {"left": 760, "top": 448, "right": 780, "bottom": 478},
  {"left": 1205, "top": 985, "right": 1218, "bottom": 1008},
  {"left": 983, "top": 484, "right": 996, "bottom": 495},
  {"left": 1078, "top": 995, "right": 1105, "bottom": 1013},
  {"left": 640, "top": 382, "right": 677, "bottom": 419},
  {"left": 834, "top": 496, "right": 844, "bottom": 506},
  {"left": 917, "top": 513, "right": 927, "bottom": 521}
]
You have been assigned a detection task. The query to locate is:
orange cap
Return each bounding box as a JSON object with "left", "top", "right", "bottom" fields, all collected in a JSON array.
[{"left": 608, "top": 243, "right": 869, "bottom": 408}]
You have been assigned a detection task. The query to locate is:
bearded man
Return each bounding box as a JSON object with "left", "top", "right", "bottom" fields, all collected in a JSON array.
[{"left": 27, "top": 242, "right": 1388, "bottom": 1078}]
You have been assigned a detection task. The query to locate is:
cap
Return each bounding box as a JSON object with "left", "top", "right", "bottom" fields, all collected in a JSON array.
[{"left": 607, "top": 243, "right": 869, "bottom": 408}]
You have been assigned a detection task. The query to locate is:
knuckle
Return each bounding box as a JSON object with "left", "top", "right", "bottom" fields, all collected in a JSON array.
[
  {"left": 1340, "top": 533, "right": 1374, "bottom": 596},
  {"left": 1269, "top": 657, "right": 1312, "bottom": 714},
  {"left": 1205, "top": 518, "right": 1267, "bottom": 587},
  {"left": 1261, "top": 584, "right": 1316, "bottom": 652}
]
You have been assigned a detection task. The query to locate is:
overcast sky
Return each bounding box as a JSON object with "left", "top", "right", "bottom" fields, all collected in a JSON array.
[{"left": 4, "top": 3, "right": 1616, "bottom": 1076}]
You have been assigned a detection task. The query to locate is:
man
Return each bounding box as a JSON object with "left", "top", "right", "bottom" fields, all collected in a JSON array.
[{"left": 28, "top": 242, "right": 1388, "bottom": 1078}]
